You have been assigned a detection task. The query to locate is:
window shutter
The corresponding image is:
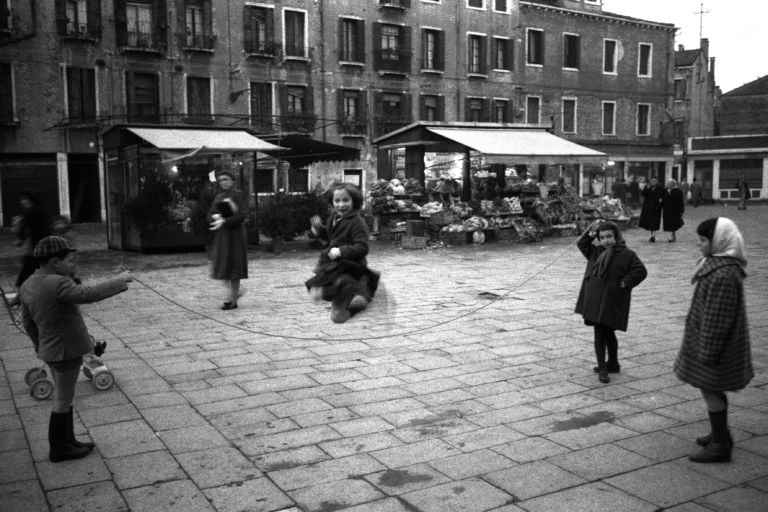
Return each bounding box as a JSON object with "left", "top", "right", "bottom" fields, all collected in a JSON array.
[
  {"left": 419, "top": 96, "right": 426, "bottom": 120},
  {"left": 483, "top": 98, "right": 491, "bottom": 122},
  {"left": 337, "top": 18, "right": 344, "bottom": 60},
  {"left": 437, "top": 95, "right": 445, "bottom": 121},
  {"left": 83, "top": 69, "right": 96, "bottom": 119},
  {"left": 436, "top": 30, "right": 445, "bottom": 70},
  {"left": 265, "top": 9, "right": 274, "bottom": 48},
  {"left": 176, "top": 1, "right": 186, "bottom": 48},
  {"left": 402, "top": 26, "right": 412, "bottom": 73},
  {"left": 464, "top": 98, "right": 470, "bottom": 121},
  {"left": 482, "top": 36, "right": 488, "bottom": 73},
  {"left": 114, "top": 0, "right": 127, "bottom": 47},
  {"left": 373, "top": 91, "right": 383, "bottom": 115},
  {"left": 203, "top": 0, "right": 212, "bottom": 35},
  {"left": 67, "top": 69, "right": 82, "bottom": 119},
  {"left": 55, "top": 0, "right": 67, "bottom": 35},
  {"left": 243, "top": 6, "right": 254, "bottom": 53},
  {"left": 507, "top": 39, "right": 514, "bottom": 71},
  {"left": 402, "top": 93, "right": 411, "bottom": 121},
  {"left": 356, "top": 19, "right": 366, "bottom": 62},
  {"left": 540, "top": 32, "right": 545, "bottom": 65},
  {"left": 372, "top": 23, "right": 382, "bottom": 70},
  {"left": 360, "top": 90, "right": 368, "bottom": 121},
  {"left": 305, "top": 85, "right": 315, "bottom": 115},
  {"left": 156, "top": 0, "right": 169, "bottom": 53},
  {"left": 88, "top": 0, "right": 102, "bottom": 38},
  {"left": 337, "top": 89, "right": 345, "bottom": 121},
  {"left": 278, "top": 84, "right": 288, "bottom": 117}
]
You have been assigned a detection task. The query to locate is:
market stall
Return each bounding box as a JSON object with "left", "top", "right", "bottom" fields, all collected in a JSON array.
[{"left": 371, "top": 122, "right": 612, "bottom": 247}]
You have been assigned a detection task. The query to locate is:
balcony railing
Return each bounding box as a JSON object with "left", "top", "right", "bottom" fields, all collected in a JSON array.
[
  {"left": 338, "top": 118, "right": 368, "bottom": 136},
  {"left": 244, "top": 40, "right": 279, "bottom": 57},
  {"left": 378, "top": 0, "right": 408, "bottom": 10},
  {"left": 374, "top": 116, "right": 411, "bottom": 137},
  {"left": 279, "top": 113, "right": 317, "bottom": 133},
  {"left": 126, "top": 23, "right": 155, "bottom": 48},
  {"left": 376, "top": 49, "right": 411, "bottom": 73},
  {"left": 66, "top": 21, "right": 90, "bottom": 37},
  {"left": 182, "top": 32, "right": 215, "bottom": 50}
]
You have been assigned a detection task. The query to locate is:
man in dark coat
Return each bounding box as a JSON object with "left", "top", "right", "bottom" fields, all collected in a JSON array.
[
  {"left": 638, "top": 177, "right": 664, "bottom": 242},
  {"left": 575, "top": 220, "right": 647, "bottom": 383},
  {"left": 736, "top": 174, "right": 750, "bottom": 210},
  {"left": 690, "top": 178, "right": 703, "bottom": 207},
  {"left": 662, "top": 179, "right": 685, "bottom": 242}
]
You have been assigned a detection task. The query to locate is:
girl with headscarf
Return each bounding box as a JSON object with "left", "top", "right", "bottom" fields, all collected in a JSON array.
[
  {"left": 674, "top": 217, "right": 753, "bottom": 463},
  {"left": 575, "top": 220, "right": 647, "bottom": 383}
]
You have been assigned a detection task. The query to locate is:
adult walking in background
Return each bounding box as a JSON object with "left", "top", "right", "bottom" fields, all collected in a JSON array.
[
  {"left": 690, "top": 178, "right": 704, "bottom": 207},
  {"left": 663, "top": 179, "right": 685, "bottom": 242},
  {"left": 680, "top": 179, "right": 690, "bottom": 204},
  {"left": 627, "top": 176, "right": 641, "bottom": 209},
  {"left": 11, "top": 191, "right": 52, "bottom": 302},
  {"left": 736, "top": 174, "right": 751, "bottom": 210},
  {"left": 208, "top": 171, "right": 248, "bottom": 310},
  {"left": 674, "top": 218, "right": 752, "bottom": 463},
  {"left": 639, "top": 176, "right": 664, "bottom": 242}
]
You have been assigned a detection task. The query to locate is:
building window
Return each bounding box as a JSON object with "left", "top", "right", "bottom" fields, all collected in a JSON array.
[
  {"left": 126, "top": 2, "right": 153, "bottom": 48},
  {"left": 126, "top": 72, "right": 159, "bottom": 122},
  {"left": 526, "top": 29, "right": 544, "bottom": 66},
  {"left": 467, "top": 0, "right": 485, "bottom": 9},
  {"left": 0, "top": 62, "right": 15, "bottom": 122},
  {"left": 0, "top": 0, "right": 11, "bottom": 30},
  {"left": 382, "top": 93, "right": 402, "bottom": 117},
  {"left": 343, "top": 169, "right": 363, "bottom": 188},
  {"left": 467, "top": 98, "right": 486, "bottom": 122},
  {"left": 280, "top": 85, "right": 315, "bottom": 132},
  {"left": 603, "top": 39, "right": 617, "bottom": 74},
  {"left": 526, "top": 96, "right": 540, "bottom": 124},
  {"left": 286, "top": 87, "right": 305, "bottom": 114},
  {"left": 339, "top": 89, "right": 366, "bottom": 134},
  {"left": 493, "top": 37, "right": 512, "bottom": 71},
  {"left": 65, "top": 67, "right": 96, "bottom": 122},
  {"left": 493, "top": 0, "right": 510, "bottom": 13},
  {"left": 374, "top": 91, "right": 411, "bottom": 136},
  {"left": 674, "top": 78, "right": 686, "bottom": 100},
  {"left": 340, "top": 18, "right": 364, "bottom": 62},
  {"left": 562, "top": 97, "right": 576, "bottom": 133},
  {"left": 638, "top": 43, "right": 652, "bottom": 77},
  {"left": 602, "top": 101, "right": 616, "bottom": 135},
  {"left": 250, "top": 82, "right": 273, "bottom": 131},
  {"left": 65, "top": 0, "right": 88, "bottom": 35},
  {"left": 186, "top": 76, "right": 211, "bottom": 120},
  {"left": 468, "top": 34, "right": 486, "bottom": 74},
  {"left": 637, "top": 103, "right": 650, "bottom": 135},
  {"left": 563, "top": 33, "right": 579, "bottom": 70},
  {"left": 184, "top": 0, "right": 211, "bottom": 48},
  {"left": 244, "top": 5, "right": 274, "bottom": 54},
  {"left": 381, "top": 24, "right": 400, "bottom": 61},
  {"left": 284, "top": 9, "right": 306, "bottom": 58},
  {"left": 289, "top": 168, "right": 309, "bottom": 193},
  {"left": 493, "top": 99, "right": 508, "bottom": 123},
  {"left": 374, "top": 23, "right": 411, "bottom": 73},
  {"left": 420, "top": 94, "right": 443, "bottom": 121},
  {"left": 421, "top": 28, "right": 444, "bottom": 71}
]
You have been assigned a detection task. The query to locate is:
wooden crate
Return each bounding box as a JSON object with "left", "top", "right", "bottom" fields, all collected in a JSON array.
[
  {"left": 496, "top": 228, "right": 518, "bottom": 242},
  {"left": 406, "top": 220, "right": 426, "bottom": 236},
  {"left": 427, "top": 210, "right": 455, "bottom": 227},
  {"left": 438, "top": 231, "right": 468, "bottom": 246},
  {"left": 400, "top": 236, "right": 429, "bottom": 249},
  {"left": 552, "top": 227, "right": 578, "bottom": 237}
]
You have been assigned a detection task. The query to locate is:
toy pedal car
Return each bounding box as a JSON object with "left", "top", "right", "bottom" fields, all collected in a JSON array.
[
  {"left": 82, "top": 353, "right": 115, "bottom": 391},
  {"left": 24, "top": 366, "right": 55, "bottom": 400}
]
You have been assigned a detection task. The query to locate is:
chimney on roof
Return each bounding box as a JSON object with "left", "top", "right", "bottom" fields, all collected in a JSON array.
[
  {"left": 701, "top": 38, "right": 709, "bottom": 57},
  {"left": 678, "top": 44, "right": 685, "bottom": 51},
  {"left": 710, "top": 57, "right": 716, "bottom": 79}
]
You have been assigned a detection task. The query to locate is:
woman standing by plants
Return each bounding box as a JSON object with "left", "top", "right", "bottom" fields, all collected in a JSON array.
[
  {"left": 674, "top": 217, "right": 753, "bottom": 463},
  {"left": 208, "top": 171, "right": 248, "bottom": 310}
]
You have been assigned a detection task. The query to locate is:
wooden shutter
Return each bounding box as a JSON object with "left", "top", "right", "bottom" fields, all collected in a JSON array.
[
  {"left": 55, "top": 0, "right": 67, "bottom": 35},
  {"left": 305, "top": 85, "right": 315, "bottom": 115},
  {"left": 373, "top": 91, "right": 383, "bottom": 116},
  {"left": 372, "top": 23, "right": 382, "bottom": 70},
  {"left": 402, "top": 92, "right": 411, "bottom": 121},
  {"left": 82, "top": 69, "right": 96, "bottom": 119},
  {"left": 506, "top": 38, "right": 515, "bottom": 71},
  {"left": 402, "top": 26, "right": 412, "bottom": 73},
  {"left": 176, "top": 0, "right": 186, "bottom": 48},
  {"left": 337, "top": 18, "right": 344, "bottom": 60},
  {"left": 437, "top": 95, "right": 445, "bottom": 122},
  {"left": 67, "top": 69, "right": 83, "bottom": 119},
  {"left": 356, "top": 19, "right": 366, "bottom": 62},
  {"left": 114, "top": 0, "right": 127, "bottom": 47},
  {"left": 203, "top": 0, "right": 212, "bottom": 37},
  {"left": 88, "top": 0, "right": 102, "bottom": 38},
  {"left": 337, "top": 89, "right": 345, "bottom": 121},
  {"left": 156, "top": 0, "right": 168, "bottom": 53},
  {"left": 243, "top": 6, "right": 254, "bottom": 52},
  {"left": 435, "top": 30, "right": 445, "bottom": 70},
  {"left": 265, "top": 8, "right": 274, "bottom": 49},
  {"left": 464, "top": 98, "right": 470, "bottom": 121}
]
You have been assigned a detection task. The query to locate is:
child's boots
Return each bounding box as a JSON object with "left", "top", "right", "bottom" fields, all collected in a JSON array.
[{"left": 48, "top": 411, "right": 93, "bottom": 462}]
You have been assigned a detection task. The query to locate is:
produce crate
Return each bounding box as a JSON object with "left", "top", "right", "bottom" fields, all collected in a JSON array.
[
  {"left": 438, "top": 231, "right": 468, "bottom": 246},
  {"left": 427, "top": 210, "right": 455, "bottom": 227},
  {"left": 400, "top": 236, "right": 429, "bottom": 249},
  {"left": 496, "top": 228, "right": 518, "bottom": 242},
  {"left": 406, "top": 220, "right": 425, "bottom": 237},
  {"left": 552, "top": 226, "right": 578, "bottom": 237}
]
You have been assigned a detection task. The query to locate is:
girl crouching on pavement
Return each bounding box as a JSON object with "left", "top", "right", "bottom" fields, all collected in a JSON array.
[
  {"left": 305, "top": 183, "right": 380, "bottom": 323},
  {"left": 674, "top": 217, "right": 753, "bottom": 463},
  {"left": 575, "top": 220, "right": 647, "bottom": 384}
]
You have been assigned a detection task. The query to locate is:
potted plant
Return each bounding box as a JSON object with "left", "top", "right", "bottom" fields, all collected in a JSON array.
[{"left": 256, "top": 192, "right": 298, "bottom": 254}]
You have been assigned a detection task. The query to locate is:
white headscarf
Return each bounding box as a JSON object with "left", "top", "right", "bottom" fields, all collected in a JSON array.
[{"left": 711, "top": 217, "right": 747, "bottom": 266}]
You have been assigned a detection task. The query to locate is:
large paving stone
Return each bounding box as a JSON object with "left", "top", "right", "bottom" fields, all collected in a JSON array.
[{"left": 400, "top": 478, "right": 514, "bottom": 512}]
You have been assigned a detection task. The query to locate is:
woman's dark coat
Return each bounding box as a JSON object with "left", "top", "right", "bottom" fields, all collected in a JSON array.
[
  {"left": 674, "top": 258, "right": 753, "bottom": 391},
  {"left": 639, "top": 184, "right": 664, "bottom": 231},
  {"left": 662, "top": 188, "right": 685, "bottom": 232},
  {"left": 575, "top": 233, "right": 647, "bottom": 332},
  {"left": 208, "top": 190, "right": 248, "bottom": 280}
]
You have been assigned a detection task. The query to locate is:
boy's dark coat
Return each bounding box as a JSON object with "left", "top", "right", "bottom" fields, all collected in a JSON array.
[{"left": 575, "top": 234, "right": 647, "bottom": 332}]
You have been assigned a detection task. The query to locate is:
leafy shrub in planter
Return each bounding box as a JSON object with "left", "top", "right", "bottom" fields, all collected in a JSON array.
[
  {"left": 257, "top": 188, "right": 330, "bottom": 241},
  {"left": 123, "top": 174, "right": 174, "bottom": 235}
]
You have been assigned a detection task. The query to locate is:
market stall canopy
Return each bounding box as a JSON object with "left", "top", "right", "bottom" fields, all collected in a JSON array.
[
  {"left": 374, "top": 122, "right": 607, "bottom": 165},
  {"left": 258, "top": 133, "right": 361, "bottom": 166}
]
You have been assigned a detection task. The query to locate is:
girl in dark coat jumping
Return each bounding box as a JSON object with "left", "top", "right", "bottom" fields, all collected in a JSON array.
[
  {"left": 306, "top": 183, "right": 379, "bottom": 323},
  {"left": 575, "top": 220, "right": 647, "bottom": 383}
]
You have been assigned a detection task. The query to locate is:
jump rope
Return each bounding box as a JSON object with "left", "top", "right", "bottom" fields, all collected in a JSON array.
[{"left": 125, "top": 224, "right": 593, "bottom": 343}]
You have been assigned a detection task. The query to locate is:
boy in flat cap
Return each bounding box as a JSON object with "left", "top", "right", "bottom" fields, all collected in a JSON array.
[{"left": 19, "top": 236, "right": 132, "bottom": 462}]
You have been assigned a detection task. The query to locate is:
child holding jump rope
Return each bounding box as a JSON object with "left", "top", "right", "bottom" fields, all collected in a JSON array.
[
  {"left": 19, "top": 236, "right": 132, "bottom": 462},
  {"left": 305, "top": 182, "right": 380, "bottom": 323},
  {"left": 575, "top": 220, "right": 647, "bottom": 384}
]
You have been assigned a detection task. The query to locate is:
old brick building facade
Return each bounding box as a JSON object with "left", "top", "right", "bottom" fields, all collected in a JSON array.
[{"left": 0, "top": 0, "right": 677, "bottom": 227}]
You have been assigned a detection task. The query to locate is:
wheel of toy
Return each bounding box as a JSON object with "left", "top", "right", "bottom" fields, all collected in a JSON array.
[
  {"left": 83, "top": 366, "right": 93, "bottom": 379},
  {"left": 92, "top": 371, "right": 114, "bottom": 391},
  {"left": 30, "top": 379, "right": 54, "bottom": 400},
  {"left": 25, "top": 367, "right": 47, "bottom": 387}
]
